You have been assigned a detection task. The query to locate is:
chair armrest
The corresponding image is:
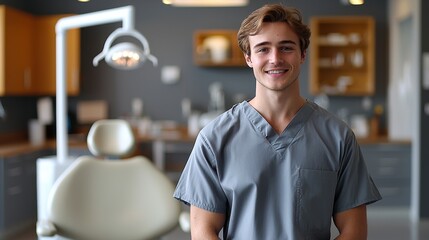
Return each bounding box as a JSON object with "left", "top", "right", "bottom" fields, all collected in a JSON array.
[
  {"left": 36, "top": 219, "right": 57, "bottom": 237},
  {"left": 179, "top": 211, "right": 190, "bottom": 232}
]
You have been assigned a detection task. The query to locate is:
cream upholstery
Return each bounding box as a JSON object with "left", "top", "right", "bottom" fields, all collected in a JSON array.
[
  {"left": 87, "top": 119, "right": 135, "bottom": 158},
  {"left": 37, "top": 119, "right": 183, "bottom": 239}
]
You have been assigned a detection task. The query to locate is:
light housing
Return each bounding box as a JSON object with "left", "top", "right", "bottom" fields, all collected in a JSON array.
[{"left": 93, "top": 28, "right": 157, "bottom": 70}]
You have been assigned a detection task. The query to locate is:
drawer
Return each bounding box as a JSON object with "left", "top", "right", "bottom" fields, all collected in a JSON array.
[
  {"left": 365, "top": 156, "right": 410, "bottom": 179},
  {"left": 3, "top": 163, "right": 24, "bottom": 188},
  {"left": 4, "top": 157, "right": 23, "bottom": 168},
  {"left": 361, "top": 144, "right": 411, "bottom": 160},
  {"left": 371, "top": 179, "right": 410, "bottom": 207},
  {"left": 361, "top": 145, "right": 411, "bottom": 179},
  {"left": 3, "top": 185, "right": 26, "bottom": 228}
]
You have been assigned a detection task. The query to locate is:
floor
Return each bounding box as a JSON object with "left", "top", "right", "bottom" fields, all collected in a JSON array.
[
  {"left": 6, "top": 207, "right": 429, "bottom": 240},
  {"left": 365, "top": 207, "right": 429, "bottom": 240}
]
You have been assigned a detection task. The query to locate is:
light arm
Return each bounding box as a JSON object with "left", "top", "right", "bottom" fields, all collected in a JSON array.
[{"left": 55, "top": 6, "right": 136, "bottom": 163}]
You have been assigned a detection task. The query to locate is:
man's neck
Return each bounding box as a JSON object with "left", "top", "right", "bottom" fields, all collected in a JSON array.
[{"left": 249, "top": 94, "right": 306, "bottom": 134}]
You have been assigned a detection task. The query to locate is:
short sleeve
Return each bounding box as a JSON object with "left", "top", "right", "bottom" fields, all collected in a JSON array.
[
  {"left": 333, "top": 130, "right": 382, "bottom": 213},
  {"left": 173, "top": 133, "right": 227, "bottom": 213}
]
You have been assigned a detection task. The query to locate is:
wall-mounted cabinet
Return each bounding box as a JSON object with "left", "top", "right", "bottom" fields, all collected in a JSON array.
[
  {"left": 0, "top": 6, "right": 35, "bottom": 95},
  {"left": 309, "top": 16, "right": 375, "bottom": 96},
  {"left": 0, "top": 6, "right": 80, "bottom": 96},
  {"left": 194, "top": 30, "right": 246, "bottom": 67},
  {"left": 33, "top": 15, "right": 80, "bottom": 96}
]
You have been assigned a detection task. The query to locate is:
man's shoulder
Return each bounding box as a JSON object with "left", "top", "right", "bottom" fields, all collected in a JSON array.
[
  {"left": 306, "top": 102, "right": 354, "bottom": 140},
  {"left": 307, "top": 102, "right": 348, "bottom": 127},
  {"left": 200, "top": 102, "right": 246, "bottom": 136}
]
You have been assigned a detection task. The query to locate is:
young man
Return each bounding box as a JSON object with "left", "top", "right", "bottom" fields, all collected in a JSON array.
[{"left": 174, "top": 4, "right": 381, "bottom": 239}]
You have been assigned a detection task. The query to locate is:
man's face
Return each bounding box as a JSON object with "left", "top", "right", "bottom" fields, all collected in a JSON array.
[{"left": 245, "top": 22, "right": 306, "bottom": 92}]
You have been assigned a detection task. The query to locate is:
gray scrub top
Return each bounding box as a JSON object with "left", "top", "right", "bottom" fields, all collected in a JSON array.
[{"left": 174, "top": 101, "right": 381, "bottom": 240}]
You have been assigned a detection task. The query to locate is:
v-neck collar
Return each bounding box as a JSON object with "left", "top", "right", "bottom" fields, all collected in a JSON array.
[{"left": 241, "top": 100, "right": 315, "bottom": 151}]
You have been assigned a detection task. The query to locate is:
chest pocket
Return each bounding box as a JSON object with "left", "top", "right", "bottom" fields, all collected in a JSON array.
[{"left": 296, "top": 168, "right": 337, "bottom": 237}]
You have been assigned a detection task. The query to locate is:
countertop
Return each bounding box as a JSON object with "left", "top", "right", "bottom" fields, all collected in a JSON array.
[
  {"left": 0, "top": 124, "right": 198, "bottom": 158},
  {"left": 0, "top": 133, "right": 411, "bottom": 159}
]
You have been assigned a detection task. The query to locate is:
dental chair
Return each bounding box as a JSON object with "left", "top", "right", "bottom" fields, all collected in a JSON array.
[{"left": 36, "top": 119, "right": 188, "bottom": 240}]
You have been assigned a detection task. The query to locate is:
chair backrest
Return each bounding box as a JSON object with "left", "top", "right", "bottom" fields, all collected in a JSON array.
[
  {"left": 87, "top": 119, "right": 135, "bottom": 158},
  {"left": 46, "top": 119, "right": 181, "bottom": 240}
]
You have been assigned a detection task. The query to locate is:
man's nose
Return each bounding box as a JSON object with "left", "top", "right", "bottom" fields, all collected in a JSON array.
[{"left": 269, "top": 49, "right": 283, "bottom": 64}]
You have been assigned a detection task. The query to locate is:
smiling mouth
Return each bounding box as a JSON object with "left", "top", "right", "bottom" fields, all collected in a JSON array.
[{"left": 266, "top": 69, "right": 288, "bottom": 74}]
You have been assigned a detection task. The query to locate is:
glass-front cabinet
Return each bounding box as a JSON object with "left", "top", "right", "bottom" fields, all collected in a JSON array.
[{"left": 309, "top": 16, "right": 375, "bottom": 96}]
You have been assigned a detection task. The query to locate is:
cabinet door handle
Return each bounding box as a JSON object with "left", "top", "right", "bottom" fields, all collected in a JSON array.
[
  {"left": 24, "top": 68, "right": 32, "bottom": 89},
  {"left": 378, "top": 166, "right": 396, "bottom": 176},
  {"left": 379, "top": 157, "right": 399, "bottom": 166},
  {"left": 379, "top": 187, "right": 400, "bottom": 197},
  {"left": 7, "top": 167, "right": 23, "bottom": 177},
  {"left": 72, "top": 69, "right": 80, "bottom": 90},
  {"left": 7, "top": 186, "right": 22, "bottom": 196}
]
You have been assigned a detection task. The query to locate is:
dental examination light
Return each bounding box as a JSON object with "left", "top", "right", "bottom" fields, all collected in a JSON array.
[
  {"left": 93, "top": 27, "right": 158, "bottom": 70},
  {"left": 55, "top": 5, "right": 157, "bottom": 163}
]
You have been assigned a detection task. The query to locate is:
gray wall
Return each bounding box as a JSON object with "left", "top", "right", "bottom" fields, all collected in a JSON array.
[{"left": 0, "top": 0, "right": 387, "bottom": 134}]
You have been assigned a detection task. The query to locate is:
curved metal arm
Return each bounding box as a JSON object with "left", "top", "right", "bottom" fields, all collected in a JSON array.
[{"left": 55, "top": 6, "right": 157, "bottom": 164}]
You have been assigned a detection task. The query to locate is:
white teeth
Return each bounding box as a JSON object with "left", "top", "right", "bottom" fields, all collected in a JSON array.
[{"left": 267, "top": 70, "right": 285, "bottom": 74}]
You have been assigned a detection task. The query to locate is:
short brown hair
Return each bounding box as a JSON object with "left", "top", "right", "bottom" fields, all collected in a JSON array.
[{"left": 237, "top": 4, "right": 311, "bottom": 56}]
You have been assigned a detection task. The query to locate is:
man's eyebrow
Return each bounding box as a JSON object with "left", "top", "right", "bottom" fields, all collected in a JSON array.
[
  {"left": 279, "top": 40, "right": 298, "bottom": 45},
  {"left": 252, "top": 40, "right": 298, "bottom": 49},
  {"left": 252, "top": 41, "right": 270, "bottom": 49}
]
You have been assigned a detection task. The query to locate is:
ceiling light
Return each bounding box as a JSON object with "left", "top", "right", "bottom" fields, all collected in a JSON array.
[
  {"left": 165, "top": 0, "right": 248, "bottom": 7},
  {"left": 349, "top": 0, "right": 364, "bottom": 5},
  {"left": 341, "top": 0, "right": 364, "bottom": 5}
]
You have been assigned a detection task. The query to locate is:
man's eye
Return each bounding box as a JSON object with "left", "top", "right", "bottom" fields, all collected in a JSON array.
[
  {"left": 280, "top": 46, "right": 294, "bottom": 51},
  {"left": 256, "top": 48, "right": 268, "bottom": 53}
]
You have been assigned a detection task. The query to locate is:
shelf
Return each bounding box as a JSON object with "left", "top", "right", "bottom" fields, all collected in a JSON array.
[
  {"left": 193, "top": 30, "right": 246, "bottom": 67},
  {"left": 309, "top": 16, "right": 375, "bottom": 96}
]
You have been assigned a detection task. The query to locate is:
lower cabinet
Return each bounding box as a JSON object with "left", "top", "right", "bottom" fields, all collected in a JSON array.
[
  {"left": 0, "top": 149, "right": 51, "bottom": 236},
  {"left": 361, "top": 143, "right": 411, "bottom": 207}
]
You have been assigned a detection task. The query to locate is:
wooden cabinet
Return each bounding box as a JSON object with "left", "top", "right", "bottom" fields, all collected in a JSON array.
[
  {"left": 0, "top": 5, "right": 80, "bottom": 96},
  {"left": 309, "top": 16, "right": 375, "bottom": 96},
  {"left": 33, "top": 15, "right": 80, "bottom": 96},
  {"left": 194, "top": 30, "right": 246, "bottom": 67},
  {"left": 0, "top": 6, "right": 35, "bottom": 95}
]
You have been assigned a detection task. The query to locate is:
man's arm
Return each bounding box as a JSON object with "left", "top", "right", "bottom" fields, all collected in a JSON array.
[
  {"left": 333, "top": 204, "right": 368, "bottom": 240},
  {"left": 190, "top": 205, "right": 225, "bottom": 240}
]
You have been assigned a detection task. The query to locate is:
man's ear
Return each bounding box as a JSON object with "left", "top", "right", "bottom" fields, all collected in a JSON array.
[
  {"left": 245, "top": 54, "right": 253, "bottom": 67},
  {"left": 300, "top": 50, "right": 306, "bottom": 63}
]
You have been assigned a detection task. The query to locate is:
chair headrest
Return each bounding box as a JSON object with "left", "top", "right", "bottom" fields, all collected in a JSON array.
[{"left": 87, "top": 119, "right": 135, "bottom": 158}]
